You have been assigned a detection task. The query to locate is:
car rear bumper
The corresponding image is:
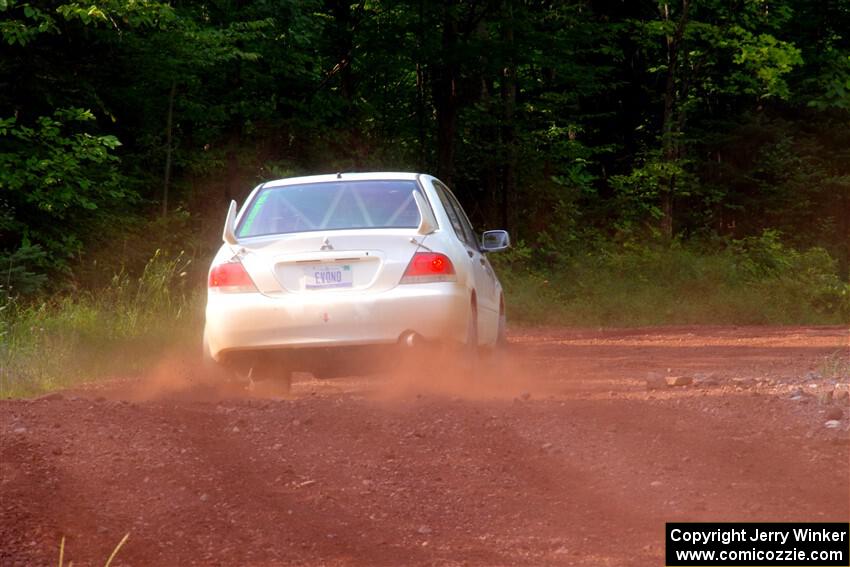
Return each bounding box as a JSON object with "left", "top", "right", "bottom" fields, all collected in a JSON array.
[{"left": 204, "top": 282, "right": 470, "bottom": 361}]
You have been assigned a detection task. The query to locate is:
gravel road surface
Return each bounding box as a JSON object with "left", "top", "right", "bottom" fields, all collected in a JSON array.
[{"left": 2, "top": 326, "right": 848, "bottom": 566}]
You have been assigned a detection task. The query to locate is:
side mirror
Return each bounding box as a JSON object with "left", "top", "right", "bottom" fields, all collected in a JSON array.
[
  {"left": 481, "top": 230, "right": 510, "bottom": 252},
  {"left": 223, "top": 200, "right": 239, "bottom": 245}
]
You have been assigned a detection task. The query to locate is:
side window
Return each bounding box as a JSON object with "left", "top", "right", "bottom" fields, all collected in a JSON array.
[
  {"left": 435, "top": 183, "right": 467, "bottom": 243},
  {"left": 448, "top": 192, "right": 479, "bottom": 249},
  {"left": 435, "top": 181, "right": 478, "bottom": 250}
]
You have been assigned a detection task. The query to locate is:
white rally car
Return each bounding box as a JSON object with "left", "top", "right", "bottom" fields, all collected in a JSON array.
[{"left": 203, "top": 172, "right": 510, "bottom": 388}]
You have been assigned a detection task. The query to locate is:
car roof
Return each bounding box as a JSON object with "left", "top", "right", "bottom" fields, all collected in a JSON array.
[{"left": 262, "top": 172, "right": 422, "bottom": 188}]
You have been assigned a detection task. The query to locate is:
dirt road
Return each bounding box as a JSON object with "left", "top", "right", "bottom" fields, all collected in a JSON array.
[{"left": 2, "top": 326, "right": 848, "bottom": 566}]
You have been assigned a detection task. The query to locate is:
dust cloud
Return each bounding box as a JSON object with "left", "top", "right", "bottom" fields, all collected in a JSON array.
[
  {"left": 102, "top": 345, "right": 555, "bottom": 404},
  {"left": 113, "top": 352, "right": 253, "bottom": 402},
  {"left": 370, "top": 346, "right": 557, "bottom": 401}
]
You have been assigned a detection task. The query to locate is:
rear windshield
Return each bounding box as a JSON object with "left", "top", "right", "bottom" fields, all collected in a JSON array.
[{"left": 236, "top": 180, "right": 423, "bottom": 238}]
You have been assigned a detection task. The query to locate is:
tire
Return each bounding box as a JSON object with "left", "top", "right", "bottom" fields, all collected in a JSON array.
[
  {"left": 479, "top": 298, "right": 507, "bottom": 379},
  {"left": 202, "top": 336, "right": 233, "bottom": 382},
  {"left": 251, "top": 357, "right": 293, "bottom": 397},
  {"left": 496, "top": 301, "right": 507, "bottom": 347},
  {"left": 311, "top": 360, "right": 341, "bottom": 380},
  {"left": 461, "top": 302, "right": 480, "bottom": 377},
  {"left": 484, "top": 311, "right": 508, "bottom": 356}
]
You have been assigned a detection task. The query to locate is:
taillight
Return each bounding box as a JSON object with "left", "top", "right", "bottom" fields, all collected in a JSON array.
[
  {"left": 401, "top": 252, "right": 456, "bottom": 284},
  {"left": 208, "top": 261, "right": 258, "bottom": 293}
]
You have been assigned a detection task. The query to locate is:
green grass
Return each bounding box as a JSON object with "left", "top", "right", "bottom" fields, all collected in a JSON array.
[
  {"left": 495, "top": 238, "right": 850, "bottom": 327},
  {"left": 0, "top": 250, "right": 202, "bottom": 398}
]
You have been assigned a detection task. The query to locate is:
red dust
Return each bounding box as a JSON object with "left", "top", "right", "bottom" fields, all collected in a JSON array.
[
  {"left": 109, "top": 342, "right": 553, "bottom": 404},
  {"left": 371, "top": 346, "right": 558, "bottom": 401}
]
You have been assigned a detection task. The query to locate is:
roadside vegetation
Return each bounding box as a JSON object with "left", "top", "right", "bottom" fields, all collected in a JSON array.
[
  {"left": 495, "top": 232, "right": 850, "bottom": 326},
  {"left": 0, "top": 250, "right": 200, "bottom": 397}
]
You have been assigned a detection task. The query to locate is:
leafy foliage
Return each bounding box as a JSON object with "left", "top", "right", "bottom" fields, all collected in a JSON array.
[
  {"left": 0, "top": 0, "right": 847, "bottom": 295},
  {"left": 0, "top": 108, "right": 130, "bottom": 274}
]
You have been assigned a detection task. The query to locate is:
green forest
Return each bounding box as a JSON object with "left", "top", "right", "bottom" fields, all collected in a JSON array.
[{"left": 1, "top": 0, "right": 850, "bottom": 393}]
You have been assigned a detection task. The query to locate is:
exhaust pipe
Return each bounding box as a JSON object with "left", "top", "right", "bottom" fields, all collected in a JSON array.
[{"left": 400, "top": 331, "right": 420, "bottom": 348}]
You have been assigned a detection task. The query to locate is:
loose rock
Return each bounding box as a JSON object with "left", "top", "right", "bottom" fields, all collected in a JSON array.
[
  {"left": 666, "top": 376, "right": 693, "bottom": 387},
  {"left": 824, "top": 408, "right": 844, "bottom": 421}
]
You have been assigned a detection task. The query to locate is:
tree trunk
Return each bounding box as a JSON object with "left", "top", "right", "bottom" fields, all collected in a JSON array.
[
  {"left": 330, "top": 0, "right": 355, "bottom": 103},
  {"left": 225, "top": 51, "right": 243, "bottom": 204},
  {"left": 416, "top": 0, "right": 426, "bottom": 170},
  {"left": 659, "top": 0, "right": 689, "bottom": 240},
  {"left": 841, "top": 184, "right": 850, "bottom": 278},
  {"left": 225, "top": 124, "right": 241, "bottom": 205},
  {"left": 433, "top": 1, "right": 459, "bottom": 185},
  {"left": 500, "top": 0, "right": 516, "bottom": 231},
  {"left": 161, "top": 80, "right": 177, "bottom": 218}
]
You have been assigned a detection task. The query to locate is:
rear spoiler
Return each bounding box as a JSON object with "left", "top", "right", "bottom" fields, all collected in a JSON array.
[
  {"left": 413, "top": 190, "right": 437, "bottom": 235},
  {"left": 222, "top": 200, "right": 239, "bottom": 245}
]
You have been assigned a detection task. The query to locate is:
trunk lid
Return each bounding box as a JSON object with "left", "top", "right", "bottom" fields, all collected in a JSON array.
[{"left": 238, "top": 230, "right": 424, "bottom": 295}]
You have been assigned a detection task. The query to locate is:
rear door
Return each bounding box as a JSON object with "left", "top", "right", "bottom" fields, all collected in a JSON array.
[{"left": 432, "top": 181, "right": 498, "bottom": 314}]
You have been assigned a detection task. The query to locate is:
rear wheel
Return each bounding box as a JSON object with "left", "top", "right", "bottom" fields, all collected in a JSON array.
[
  {"left": 461, "top": 300, "right": 480, "bottom": 376},
  {"left": 250, "top": 356, "right": 293, "bottom": 397},
  {"left": 480, "top": 297, "right": 507, "bottom": 379},
  {"left": 496, "top": 296, "right": 507, "bottom": 347},
  {"left": 207, "top": 347, "right": 293, "bottom": 397},
  {"left": 202, "top": 336, "right": 239, "bottom": 385}
]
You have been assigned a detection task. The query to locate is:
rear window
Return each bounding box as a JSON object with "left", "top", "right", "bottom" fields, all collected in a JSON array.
[{"left": 236, "top": 180, "right": 423, "bottom": 238}]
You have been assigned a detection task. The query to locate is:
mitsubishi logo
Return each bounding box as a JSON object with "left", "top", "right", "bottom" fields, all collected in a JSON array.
[{"left": 320, "top": 237, "right": 334, "bottom": 251}]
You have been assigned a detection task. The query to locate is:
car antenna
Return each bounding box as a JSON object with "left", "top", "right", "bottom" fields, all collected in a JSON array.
[{"left": 336, "top": 172, "right": 342, "bottom": 179}]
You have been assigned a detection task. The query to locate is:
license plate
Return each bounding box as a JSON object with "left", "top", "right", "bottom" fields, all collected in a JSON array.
[{"left": 304, "top": 264, "right": 353, "bottom": 289}]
